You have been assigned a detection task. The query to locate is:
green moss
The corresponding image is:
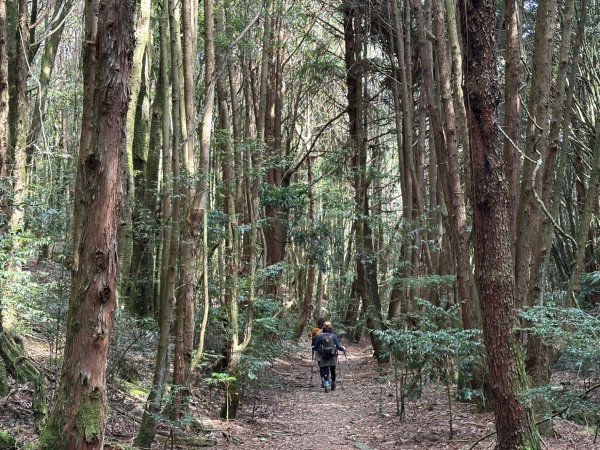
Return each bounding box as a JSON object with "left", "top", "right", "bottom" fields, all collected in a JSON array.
[
  {"left": 0, "top": 359, "right": 8, "bottom": 396},
  {"left": 0, "top": 431, "right": 17, "bottom": 449},
  {"left": 39, "top": 414, "right": 67, "bottom": 449},
  {"left": 75, "top": 396, "right": 103, "bottom": 444}
]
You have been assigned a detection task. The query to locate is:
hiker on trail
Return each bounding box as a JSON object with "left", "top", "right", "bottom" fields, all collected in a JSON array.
[
  {"left": 311, "top": 317, "right": 325, "bottom": 346},
  {"left": 312, "top": 321, "right": 345, "bottom": 392}
]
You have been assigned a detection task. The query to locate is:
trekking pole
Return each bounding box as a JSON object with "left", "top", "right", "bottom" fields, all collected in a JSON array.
[
  {"left": 344, "top": 352, "right": 358, "bottom": 388},
  {"left": 309, "top": 351, "right": 316, "bottom": 386}
]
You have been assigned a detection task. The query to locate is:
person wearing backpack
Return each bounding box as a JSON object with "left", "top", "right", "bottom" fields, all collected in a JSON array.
[
  {"left": 310, "top": 317, "right": 325, "bottom": 346},
  {"left": 312, "top": 321, "right": 346, "bottom": 392}
]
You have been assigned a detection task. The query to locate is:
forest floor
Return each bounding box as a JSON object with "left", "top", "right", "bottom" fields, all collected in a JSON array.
[{"left": 1, "top": 335, "right": 599, "bottom": 449}]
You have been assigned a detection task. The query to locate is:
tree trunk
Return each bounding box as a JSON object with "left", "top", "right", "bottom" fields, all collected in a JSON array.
[
  {"left": 344, "top": 0, "right": 386, "bottom": 361},
  {"left": 566, "top": 120, "right": 600, "bottom": 305},
  {"left": 9, "top": 0, "right": 30, "bottom": 235},
  {"left": 0, "top": 0, "right": 9, "bottom": 224},
  {"left": 131, "top": 44, "right": 160, "bottom": 318},
  {"left": 26, "top": 0, "right": 74, "bottom": 166},
  {"left": 167, "top": 0, "right": 185, "bottom": 419},
  {"left": 514, "top": 0, "right": 558, "bottom": 309},
  {"left": 134, "top": 5, "right": 172, "bottom": 446},
  {"left": 459, "top": 0, "right": 541, "bottom": 447},
  {"left": 39, "top": 0, "right": 133, "bottom": 447},
  {"left": 502, "top": 0, "right": 521, "bottom": 255},
  {"left": 295, "top": 154, "right": 316, "bottom": 339},
  {"left": 431, "top": 0, "right": 477, "bottom": 330},
  {"left": 173, "top": 0, "right": 210, "bottom": 418}
]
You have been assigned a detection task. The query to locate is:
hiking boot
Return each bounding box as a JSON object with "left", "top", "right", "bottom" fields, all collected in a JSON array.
[
  {"left": 331, "top": 382, "right": 336, "bottom": 391},
  {"left": 324, "top": 380, "right": 331, "bottom": 392}
]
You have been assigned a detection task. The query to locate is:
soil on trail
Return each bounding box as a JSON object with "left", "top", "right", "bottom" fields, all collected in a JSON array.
[
  {"left": 211, "top": 341, "right": 600, "bottom": 450},
  {"left": 1, "top": 336, "right": 598, "bottom": 449}
]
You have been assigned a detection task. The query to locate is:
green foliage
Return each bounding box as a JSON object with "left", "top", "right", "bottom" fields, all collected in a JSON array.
[
  {"left": 579, "top": 271, "right": 600, "bottom": 308},
  {"left": 376, "top": 300, "right": 484, "bottom": 400},
  {"left": 520, "top": 305, "right": 600, "bottom": 360},
  {"left": 291, "top": 220, "right": 332, "bottom": 270},
  {"left": 523, "top": 384, "right": 600, "bottom": 424},
  {"left": 260, "top": 182, "right": 308, "bottom": 210},
  {"left": 521, "top": 304, "right": 600, "bottom": 425},
  {"left": 205, "top": 372, "right": 237, "bottom": 387},
  {"left": 392, "top": 274, "right": 456, "bottom": 290}
]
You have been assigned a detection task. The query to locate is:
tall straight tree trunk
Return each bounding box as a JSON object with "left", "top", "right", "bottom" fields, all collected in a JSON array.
[
  {"left": 343, "top": 0, "right": 386, "bottom": 360},
  {"left": 528, "top": 0, "right": 578, "bottom": 307},
  {"left": 387, "top": 0, "right": 415, "bottom": 321},
  {"left": 566, "top": 121, "right": 600, "bottom": 305},
  {"left": 0, "top": 0, "right": 9, "bottom": 225},
  {"left": 9, "top": 0, "right": 29, "bottom": 235},
  {"left": 514, "top": 0, "right": 558, "bottom": 309},
  {"left": 134, "top": 5, "right": 172, "bottom": 445},
  {"left": 459, "top": 0, "right": 540, "bottom": 447},
  {"left": 120, "top": 0, "right": 152, "bottom": 307},
  {"left": 502, "top": 0, "right": 521, "bottom": 255},
  {"left": 130, "top": 48, "right": 158, "bottom": 317},
  {"left": 39, "top": 0, "right": 133, "bottom": 447},
  {"left": 295, "top": 154, "right": 316, "bottom": 338},
  {"left": 431, "top": 0, "right": 476, "bottom": 330},
  {"left": 173, "top": 0, "right": 210, "bottom": 418}
]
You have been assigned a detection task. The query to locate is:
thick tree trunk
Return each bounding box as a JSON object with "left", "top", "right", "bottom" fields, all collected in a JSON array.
[
  {"left": 459, "top": 0, "right": 541, "bottom": 447},
  {"left": 39, "top": 0, "right": 133, "bottom": 447}
]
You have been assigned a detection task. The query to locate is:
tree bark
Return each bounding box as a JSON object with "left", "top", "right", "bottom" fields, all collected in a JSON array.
[
  {"left": 514, "top": 0, "right": 558, "bottom": 309},
  {"left": 40, "top": 0, "right": 133, "bottom": 447},
  {"left": 0, "top": 0, "right": 9, "bottom": 224},
  {"left": 9, "top": 0, "right": 30, "bottom": 235},
  {"left": 459, "top": 0, "right": 541, "bottom": 447},
  {"left": 134, "top": 5, "right": 172, "bottom": 446},
  {"left": 27, "top": 0, "right": 74, "bottom": 166},
  {"left": 120, "top": 0, "right": 152, "bottom": 308},
  {"left": 502, "top": 0, "right": 521, "bottom": 255}
]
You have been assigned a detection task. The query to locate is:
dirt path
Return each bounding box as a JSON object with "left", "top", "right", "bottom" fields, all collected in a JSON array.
[
  {"left": 211, "top": 342, "right": 489, "bottom": 449},
  {"left": 208, "top": 341, "right": 600, "bottom": 450}
]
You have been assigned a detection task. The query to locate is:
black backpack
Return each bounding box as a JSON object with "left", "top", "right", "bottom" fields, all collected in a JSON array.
[{"left": 320, "top": 334, "right": 336, "bottom": 357}]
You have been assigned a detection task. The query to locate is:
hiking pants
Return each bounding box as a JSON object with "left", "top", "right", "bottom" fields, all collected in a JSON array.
[{"left": 320, "top": 365, "right": 336, "bottom": 383}]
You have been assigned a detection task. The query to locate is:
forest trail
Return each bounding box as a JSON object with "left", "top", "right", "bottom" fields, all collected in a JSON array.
[{"left": 212, "top": 341, "right": 491, "bottom": 449}]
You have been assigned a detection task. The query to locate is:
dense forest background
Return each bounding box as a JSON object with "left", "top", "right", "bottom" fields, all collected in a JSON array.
[{"left": 0, "top": 0, "right": 600, "bottom": 448}]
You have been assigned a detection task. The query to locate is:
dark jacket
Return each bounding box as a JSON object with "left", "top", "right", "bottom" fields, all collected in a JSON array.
[{"left": 312, "top": 332, "right": 345, "bottom": 367}]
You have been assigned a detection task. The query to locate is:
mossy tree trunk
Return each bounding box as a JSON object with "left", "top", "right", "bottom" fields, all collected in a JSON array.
[
  {"left": 120, "top": 0, "right": 152, "bottom": 309},
  {"left": 9, "top": 0, "right": 29, "bottom": 236},
  {"left": 129, "top": 49, "right": 155, "bottom": 317},
  {"left": 0, "top": 331, "right": 47, "bottom": 429},
  {"left": 0, "top": 0, "right": 9, "bottom": 225},
  {"left": 26, "top": 0, "right": 74, "bottom": 166},
  {"left": 39, "top": 0, "right": 134, "bottom": 448}
]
